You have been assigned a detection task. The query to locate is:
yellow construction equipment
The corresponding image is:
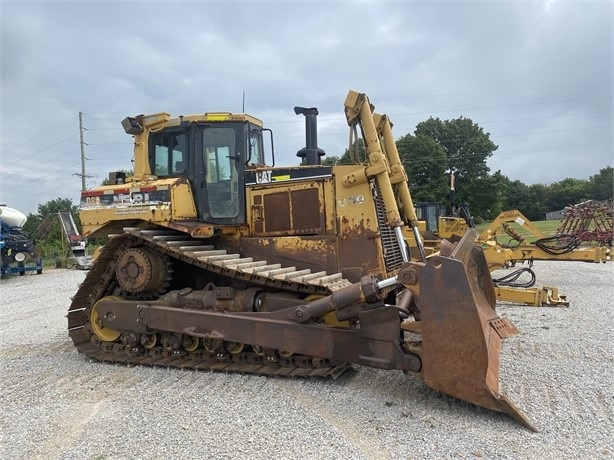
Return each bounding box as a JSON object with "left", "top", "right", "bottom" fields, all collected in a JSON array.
[
  {"left": 480, "top": 209, "right": 609, "bottom": 306},
  {"left": 68, "top": 91, "right": 535, "bottom": 430}
]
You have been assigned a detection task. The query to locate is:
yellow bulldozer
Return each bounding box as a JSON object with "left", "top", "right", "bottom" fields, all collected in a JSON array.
[{"left": 68, "top": 91, "right": 535, "bottom": 430}]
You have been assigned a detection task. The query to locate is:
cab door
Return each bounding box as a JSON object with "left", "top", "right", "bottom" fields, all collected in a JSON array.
[{"left": 194, "top": 124, "right": 245, "bottom": 224}]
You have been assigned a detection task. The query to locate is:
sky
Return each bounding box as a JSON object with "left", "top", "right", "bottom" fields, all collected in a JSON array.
[{"left": 1, "top": 0, "right": 612, "bottom": 216}]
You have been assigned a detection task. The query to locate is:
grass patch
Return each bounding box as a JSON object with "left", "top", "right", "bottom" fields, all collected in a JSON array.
[{"left": 476, "top": 219, "right": 564, "bottom": 243}]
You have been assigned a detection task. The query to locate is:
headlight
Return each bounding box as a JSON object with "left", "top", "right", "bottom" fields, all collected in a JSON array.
[{"left": 14, "top": 252, "right": 26, "bottom": 262}]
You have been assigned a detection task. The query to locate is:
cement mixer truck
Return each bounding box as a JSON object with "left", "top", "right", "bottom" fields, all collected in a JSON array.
[{"left": 0, "top": 205, "right": 43, "bottom": 277}]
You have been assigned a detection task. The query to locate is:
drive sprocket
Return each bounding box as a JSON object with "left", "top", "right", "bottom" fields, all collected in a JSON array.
[{"left": 115, "top": 246, "right": 170, "bottom": 296}]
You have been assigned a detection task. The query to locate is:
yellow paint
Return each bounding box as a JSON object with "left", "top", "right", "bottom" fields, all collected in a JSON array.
[
  {"left": 171, "top": 182, "right": 197, "bottom": 218},
  {"left": 90, "top": 297, "right": 122, "bottom": 342}
]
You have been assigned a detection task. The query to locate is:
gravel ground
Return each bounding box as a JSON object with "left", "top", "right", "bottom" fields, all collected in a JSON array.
[{"left": 0, "top": 260, "right": 612, "bottom": 460}]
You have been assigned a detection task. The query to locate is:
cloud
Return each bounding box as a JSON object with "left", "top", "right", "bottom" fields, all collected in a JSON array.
[{"left": 1, "top": 0, "right": 611, "bottom": 216}]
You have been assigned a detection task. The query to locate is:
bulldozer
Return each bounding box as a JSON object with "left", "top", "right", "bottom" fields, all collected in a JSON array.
[{"left": 68, "top": 90, "right": 535, "bottom": 430}]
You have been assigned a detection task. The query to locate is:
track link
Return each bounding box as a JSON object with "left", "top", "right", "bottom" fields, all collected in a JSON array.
[{"left": 68, "top": 228, "right": 353, "bottom": 379}]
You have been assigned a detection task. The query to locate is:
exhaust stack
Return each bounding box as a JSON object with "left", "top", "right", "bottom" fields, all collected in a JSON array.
[{"left": 295, "top": 106, "right": 326, "bottom": 165}]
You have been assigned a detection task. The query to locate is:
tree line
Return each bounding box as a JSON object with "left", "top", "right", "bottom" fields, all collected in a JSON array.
[{"left": 323, "top": 116, "right": 613, "bottom": 223}]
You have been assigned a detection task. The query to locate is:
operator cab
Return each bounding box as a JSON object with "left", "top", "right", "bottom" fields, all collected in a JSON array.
[
  {"left": 126, "top": 113, "right": 269, "bottom": 227},
  {"left": 119, "top": 107, "right": 325, "bottom": 229},
  {"left": 415, "top": 202, "right": 446, "bottom": 233}
]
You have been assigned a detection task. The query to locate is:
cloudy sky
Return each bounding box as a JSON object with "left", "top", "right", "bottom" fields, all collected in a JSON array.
[{"left": 1, "top": 0, "right": 612, "bottom": 216}]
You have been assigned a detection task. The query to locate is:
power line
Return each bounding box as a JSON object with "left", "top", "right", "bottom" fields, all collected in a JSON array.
[
  {"left": 8, "top": 115, "right": 78, "bottom": 148},
  {"left": 396, "top": 142, "right": 612, "bottom": 166},
  {"left": 94, "top": 109, "right": 613, "bottom": 131},
  {"left": 86, "top": 157, "right": 129, "bottom": 161},
  {"left": 297, "top": 140, "right": 613, "bottom": 162},
  {"left": 388, "top": 96, "right": 612, "bottom": 117},
  {"left": 478, "top": 110, "right": 612, "bottom": 125},
  {"left": 87, "top": 142, "right": 133, "bottom": 146},
  {"left": 374, "top": 82, "right": 614, "bottom": 102},
  {"left": 80, "top": 81, "right": 612, "bottom": 114},
  {"left": 6, "top": 148, "right": 81, "bottom": 173},
  {"left": 81, "top": 94, "right": 611, "bottom": 135},
  {"left": 274, "top": 123, "right": 612, "bottom": 141},
  {"left": 263, "top": 96, "right": 612, "bottom": 125},
  {"left": 4, "top": 99, "right": 609, "bottom": 199},
  {"left": 5, "top": 170, "right": 83, "bottom": 204},
  {"left": 3, "top": 134, "right": 79, "bottom": 167}
]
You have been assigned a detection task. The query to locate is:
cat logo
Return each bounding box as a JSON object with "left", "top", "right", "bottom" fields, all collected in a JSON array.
[{"left": 256, "top": 170, "right": 272, "bottom": 183}]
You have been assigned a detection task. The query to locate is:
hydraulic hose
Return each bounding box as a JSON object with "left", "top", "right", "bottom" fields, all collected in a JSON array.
[
  {"left": 492, "top": 267, "right": 536, "bottom": 289},
  {"left": 534, "top": 234, "right": 579, "bottom": 255}
]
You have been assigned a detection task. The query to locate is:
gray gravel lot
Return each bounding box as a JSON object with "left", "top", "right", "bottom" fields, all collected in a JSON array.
[{"left": 1, "top": 260, "right": 612, "bottom": 460}]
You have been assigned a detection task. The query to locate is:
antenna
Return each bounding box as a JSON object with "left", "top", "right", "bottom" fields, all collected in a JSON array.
[{"left": 242, "top": 90, "right": 245, "bottom": 113}]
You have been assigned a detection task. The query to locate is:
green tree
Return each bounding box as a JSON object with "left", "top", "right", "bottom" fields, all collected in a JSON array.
[
  {"left": 468, "top": 170, "right": 505, "bottom": 221},
  {"left": 321, "top": 139, "right": 365, "bottom": 166},
  {"left": 414, "top": 116, "right": 497, "bottom": 179},
  {"left": 24, "top": 198, "right": 81, "bottom": 261},
  {"left": 412, "top": 116, "right": 498, "bottom": 220},
  {"left": 321, "top": 156, "right": 340, "bottom": 166},
  {"left": 544, "top": 178, "right": 589, "bottom": 210},
  {"left": 526, "top": 184, "right": 550, "bottom": 220},
  {"left": 587, "top": 166, "right": 613, "bottom": 201},
  {"left": 500, "top": 178, "right": 534, "bottom": 214},
  {"left": 396, "top": 134, "right": 449, "bottom": 204}
]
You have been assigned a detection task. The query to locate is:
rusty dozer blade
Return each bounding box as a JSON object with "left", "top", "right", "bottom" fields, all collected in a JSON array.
[{"left": 413, "top": 230, "right": 537, "bottom": 431}]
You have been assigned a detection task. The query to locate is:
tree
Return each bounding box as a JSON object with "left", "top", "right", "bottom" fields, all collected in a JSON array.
[
  {"left": 499, "top": 177, "right": 539, "bottom": 218},
  {"left": 587, "top": 166, "right": 613, "bottom": 201},
  {"left": 414, "top": 116, "right": 498, "bottom": 179},
  {"left": 466, "top": 170, "right": 505, "bottom": 221},
  {"left": 321, "top": 138, "right": 366, "bottom": 166},
  {"left": 23, "top": 198, "right": 80, "bottom": 261},
  {"left": 396, "top": 134, "right": 449, "bottom": 204},
  {"left": 544, "top": 178, "right": 589, "bottom": 210},
  {"left": 321, "top": 156, "right": 340, "bottom": 166},
  {"left": 412, "top": 116, "right": 498, "bottom": 220},
  {"left": 526, "top": 184, "right": 550, "bottom": 221}
]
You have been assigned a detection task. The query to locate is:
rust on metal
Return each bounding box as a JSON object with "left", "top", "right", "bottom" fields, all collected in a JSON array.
[
  {"left": 404, "top": 230, "right": 537, "bottom": 431},
  {"left": 251, "top": 182, "right": 326, "bottom": 236},
  {"left": 167, "top": 221, "right": 215, "bottom": 238}
]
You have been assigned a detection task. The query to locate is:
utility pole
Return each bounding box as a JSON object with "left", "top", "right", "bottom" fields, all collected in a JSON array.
[
  {"left": 74, "top": 111, "right": 93, "bottom": 191},
  {"left": 79, "top": 111, "right": 86, "bottom": 191}
]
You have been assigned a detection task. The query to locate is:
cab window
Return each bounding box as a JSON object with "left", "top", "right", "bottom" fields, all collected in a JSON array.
[{"left": 151, "top": 132, "right": 186, "bottom": 176}]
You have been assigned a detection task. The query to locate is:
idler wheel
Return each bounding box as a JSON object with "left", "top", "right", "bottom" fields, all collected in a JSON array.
[
  {"left": 90, "top": 296, "right": 122, "bottom": 342},
  {"left": 115, "top": 247, "right": 169, "bottom": 295}
]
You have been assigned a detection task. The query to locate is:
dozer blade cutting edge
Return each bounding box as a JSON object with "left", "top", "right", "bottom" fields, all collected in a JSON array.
[{"left": 403, "top": 229, "right": 537, "bottom": 431}]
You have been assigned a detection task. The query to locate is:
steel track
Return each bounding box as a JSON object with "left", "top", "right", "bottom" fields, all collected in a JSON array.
[{"left": 67, "top": 227, "right": 353, "bottom": 379}]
